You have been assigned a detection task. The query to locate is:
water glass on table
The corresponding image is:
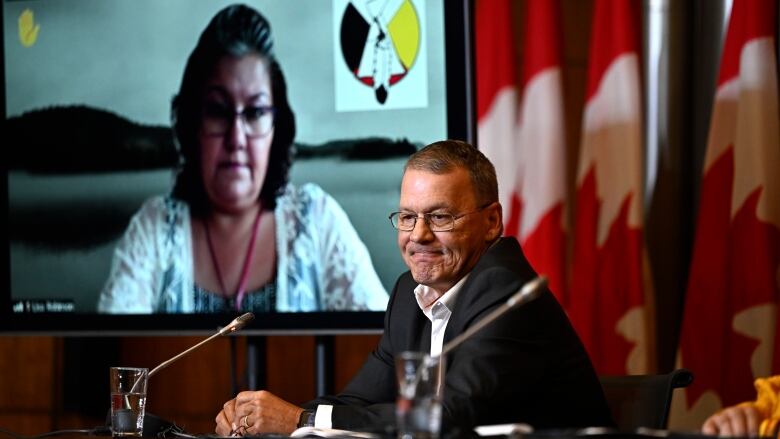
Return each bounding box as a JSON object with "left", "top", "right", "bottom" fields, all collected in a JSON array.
[
  {"left": 395, "top": 351, "right": 442, "bottom": 439},
  {"left": 110, "top": 367, "right": 148, "bottom": 437}
]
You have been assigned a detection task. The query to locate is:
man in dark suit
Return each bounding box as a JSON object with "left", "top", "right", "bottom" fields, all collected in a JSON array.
[{"left": 215, "top": 140, "right": 613, "bottom": 435}]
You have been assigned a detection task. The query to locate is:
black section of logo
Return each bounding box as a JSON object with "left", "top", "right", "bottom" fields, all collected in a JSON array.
[{"left": 340, "top": 3, "right": 370, "bottom": 73}]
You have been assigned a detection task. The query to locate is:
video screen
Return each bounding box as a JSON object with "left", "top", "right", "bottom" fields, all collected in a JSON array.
[{"left": 4, "top": 0, "right": 466, "bottom": 322}]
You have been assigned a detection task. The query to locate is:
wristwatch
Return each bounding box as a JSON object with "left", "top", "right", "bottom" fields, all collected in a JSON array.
[{"left": 297, "top": 409, "right": 316, "bottom": 428}]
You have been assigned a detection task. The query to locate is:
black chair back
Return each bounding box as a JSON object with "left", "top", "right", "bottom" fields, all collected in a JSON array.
[{"left": 599, "top": 368, "right": 694, "bottom": 431}]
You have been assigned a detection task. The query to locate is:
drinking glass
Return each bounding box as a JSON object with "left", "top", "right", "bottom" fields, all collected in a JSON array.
[
  {"left": 395, "top": 352, "right": 442, "bottom": 439},
  {"left": 109, "top": 367, "right": 148, "bottom": 437}
]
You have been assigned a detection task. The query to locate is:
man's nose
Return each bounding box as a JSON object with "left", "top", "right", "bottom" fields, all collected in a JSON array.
[{"left": 409, "top": 216, "right": 435, "bottom": 242}]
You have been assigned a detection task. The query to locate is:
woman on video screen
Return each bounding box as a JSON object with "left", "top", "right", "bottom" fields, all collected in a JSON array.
[{"left": 98, "top": 4, "right": 387, "bottom": 314}]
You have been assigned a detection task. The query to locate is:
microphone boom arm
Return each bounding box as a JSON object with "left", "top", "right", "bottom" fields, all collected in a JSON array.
[
  {"left": 410, "top": 277, "right": 548, "bottom": 397},
  {"left": 149, "top": 312, "right": 254, "bottom": 377},
  {"left": 129, "top": 313, "right": 254, "bottom": 392},
  {"left": 149, "top": 331, "right": 221, "bottom": 378},
  {"left": 437, "top": 276, "right": 547, "bottom": 359}
]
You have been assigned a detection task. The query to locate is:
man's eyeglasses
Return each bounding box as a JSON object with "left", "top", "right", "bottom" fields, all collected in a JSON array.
[
  {"left": 201, "top": 102, "right": 276, "bottom": 138},
  {"left": 388, "top": 205, "right": 490, "bottom": 232}
]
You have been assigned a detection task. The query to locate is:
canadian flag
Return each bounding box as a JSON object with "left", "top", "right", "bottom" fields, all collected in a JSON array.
[
  {"left": 568, "top": 0, "right": 653, "bottom": 375},
  {"left": 476, "top": 0, "right": 567, "bottom": 303},
  {"left": 669, "top": 0, "right": 780, "bottom": 430}
]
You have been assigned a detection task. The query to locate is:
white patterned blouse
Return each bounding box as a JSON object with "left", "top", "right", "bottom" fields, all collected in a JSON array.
[{"left": 97, "top": 183, "right": 388, "bottom": 313}]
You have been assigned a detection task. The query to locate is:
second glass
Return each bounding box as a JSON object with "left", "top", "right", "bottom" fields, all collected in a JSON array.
[{"left": 395, "top": 351, "right": 442, "bottom": 439}]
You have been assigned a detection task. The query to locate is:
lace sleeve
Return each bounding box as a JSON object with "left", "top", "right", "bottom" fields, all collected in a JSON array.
[
  {"left": 97, "top": 197, "right": 166, "bottom": 313},
  {"left": 307, "top": 185, "right": 389, "bottom": 311}
]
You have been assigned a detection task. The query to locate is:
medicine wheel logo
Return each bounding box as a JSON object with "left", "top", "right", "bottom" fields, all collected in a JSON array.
[{"left": 339, "top": 0, "right": 421, "bottom": 105}]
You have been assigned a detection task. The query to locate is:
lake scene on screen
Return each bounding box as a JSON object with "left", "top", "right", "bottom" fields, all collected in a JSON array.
[{"left": 4, "top": 0, "right": 461, "bottom": 317}]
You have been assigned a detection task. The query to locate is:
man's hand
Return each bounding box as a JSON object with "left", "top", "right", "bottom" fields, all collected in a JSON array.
[
  {"left": 215, "top": 397, "right": 237, "bottom": 436},
  {"left": 215, "top": 390, "right": 304, "bottom": 436},
  {"left": 702, "top": 405, "right": 761, "bottom": 437}
]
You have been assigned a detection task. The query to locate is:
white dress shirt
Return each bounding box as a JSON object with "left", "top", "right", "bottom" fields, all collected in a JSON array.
[{"left": 413, "top": 275, "right": 467, "bottom": 357}]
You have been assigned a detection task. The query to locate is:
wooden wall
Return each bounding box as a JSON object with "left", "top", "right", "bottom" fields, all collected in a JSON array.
[
  {"left": 0, "top": 337, "right": 60, "bottom": 434},
  {"left": 0, "top": 335, "right": 380, "bottom": 435}
]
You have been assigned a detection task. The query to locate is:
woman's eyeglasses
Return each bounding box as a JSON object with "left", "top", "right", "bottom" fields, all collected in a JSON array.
[{"left": 201, "top": 102, "right": 276, "bottom": 138}]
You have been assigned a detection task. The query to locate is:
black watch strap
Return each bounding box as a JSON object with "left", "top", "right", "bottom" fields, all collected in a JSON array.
[{"left": 297, "top": 409, "right": 316, "bottom": 428}]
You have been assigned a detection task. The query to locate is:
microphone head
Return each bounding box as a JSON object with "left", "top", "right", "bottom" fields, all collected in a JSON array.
[
  {"left": 235, "top": 312, "right": 255, "bottom": 326},
  {"left": 220, "top": 312, "right": 255, "bottom": 335},
  {"left": 507, "top": 276, "right": 547, "bottom": 308}
]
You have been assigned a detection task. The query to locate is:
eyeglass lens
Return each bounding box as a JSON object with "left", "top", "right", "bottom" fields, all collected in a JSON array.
[
  {"left": 392, "top": 212, "right": 455, "bottom": 231},
  {"left": 202, "top": 102, "right": 275, "bottom": 137}
]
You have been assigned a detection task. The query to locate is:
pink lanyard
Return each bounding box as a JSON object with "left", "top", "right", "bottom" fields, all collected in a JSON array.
[{"left": 204, "top": 207, "right": 263, "bottom": 311}]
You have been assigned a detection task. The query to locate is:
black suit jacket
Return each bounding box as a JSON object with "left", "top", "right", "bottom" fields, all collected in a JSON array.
[{"left": 306, "top": 237, "right": 613, "bottom": 431}]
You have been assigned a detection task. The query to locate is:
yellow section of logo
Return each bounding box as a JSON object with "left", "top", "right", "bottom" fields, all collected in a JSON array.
[
  {"left": 19, "top": 9, "right": 40, "bottom": 47},
  {"left": 387, "top": 0, "right": 420, "bottom": 70}
]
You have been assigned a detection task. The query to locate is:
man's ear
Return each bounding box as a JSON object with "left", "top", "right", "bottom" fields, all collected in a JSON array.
[{"left": 484, "top": 202, "right": 503, "bottom": 241}]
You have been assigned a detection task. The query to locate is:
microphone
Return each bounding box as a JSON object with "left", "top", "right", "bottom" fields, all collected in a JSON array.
[
  {"left": 149, "top": 312, "right": 255, "bottom": 378},
  {"left": 437, "top": 276, "right": 547, "bottom": 359},
  {"left": 128, "top": 312, "right": 255, "bottom": 392},
  {"left": 118, "top": 313, "right": 254, "bottom": 435},
  {"left": 406, "top": 277, "right": 547, "bottom": 399}
]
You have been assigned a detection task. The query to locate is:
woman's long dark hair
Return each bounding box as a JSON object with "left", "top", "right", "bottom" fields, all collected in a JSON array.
[{"left": 170, "top": 4, "right": 296, "bottom": 214}]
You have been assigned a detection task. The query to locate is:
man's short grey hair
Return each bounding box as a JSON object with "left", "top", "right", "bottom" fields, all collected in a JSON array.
[{"left": 404, "top": 139, "right": 499, "bottom": 206}]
